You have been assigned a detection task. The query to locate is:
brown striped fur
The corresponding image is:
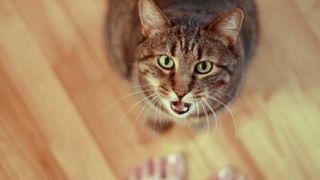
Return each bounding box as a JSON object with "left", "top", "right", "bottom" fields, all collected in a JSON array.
[{"left": 106, "top": 0, "right": 259, "bottom": 129}]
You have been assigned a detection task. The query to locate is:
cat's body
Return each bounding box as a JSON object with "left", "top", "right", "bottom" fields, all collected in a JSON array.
[{"left": 107, "top": 0, "right": 259, "bottom": 129}]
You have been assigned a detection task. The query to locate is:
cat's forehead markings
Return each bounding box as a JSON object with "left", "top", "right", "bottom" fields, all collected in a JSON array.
[
  {"left": 194, "top": 44, "right": 202, "bottom": 60},
  {"left": 189, "top": 40, "right": 197, "bottom": 55},
  {"left": 169, "top": 42, "right": 177, "bottom": 57}
]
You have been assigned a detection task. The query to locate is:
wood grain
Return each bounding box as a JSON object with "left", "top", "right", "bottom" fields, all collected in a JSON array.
[{"left": 0, "top": 0, "right": 319, "bottom": 179}]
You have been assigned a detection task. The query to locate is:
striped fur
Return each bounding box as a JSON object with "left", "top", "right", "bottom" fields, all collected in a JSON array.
[{"left": 106, "top": 0, "right": 259, "bottom": 129}]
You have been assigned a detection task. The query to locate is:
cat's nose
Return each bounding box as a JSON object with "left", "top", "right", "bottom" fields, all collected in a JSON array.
[{"left": 174, "top": 89, "right": 188, "bottom": 99}]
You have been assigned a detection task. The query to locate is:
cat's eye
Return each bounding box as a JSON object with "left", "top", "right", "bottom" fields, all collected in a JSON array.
[
  {"left": 158, "top": 55, "right": 175, "bottom": 70},
  {"left": 195, "top": 61, "right": 213, "bottom": 74}
]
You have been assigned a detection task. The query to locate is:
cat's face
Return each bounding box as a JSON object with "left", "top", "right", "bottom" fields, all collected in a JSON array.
[{"left": 135, "top": 0, "right": 244, "bottom": 119}]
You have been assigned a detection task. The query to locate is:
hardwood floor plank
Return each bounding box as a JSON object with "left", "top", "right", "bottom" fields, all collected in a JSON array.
[
  {"left": 0, "top": 71, "right": 68, "bottom": 180},
  {"left": 0, "top": 1, "right": 116, "bottom": 179},
  {"left": 239, "top": 86, "right": 320, "bottom": 179}
]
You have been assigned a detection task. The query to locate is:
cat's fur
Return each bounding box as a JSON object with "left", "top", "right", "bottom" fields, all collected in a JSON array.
[{"left": 106, "top": 0, "right": 259, "bottom": 129}]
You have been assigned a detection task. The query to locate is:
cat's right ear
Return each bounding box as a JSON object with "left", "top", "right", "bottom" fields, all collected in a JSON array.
[
  {"left": 139, "top": 0, "right": 171, "bottom": 37},
  {"left": 207, "top": 8, "right": 244, "bottom": 47}
]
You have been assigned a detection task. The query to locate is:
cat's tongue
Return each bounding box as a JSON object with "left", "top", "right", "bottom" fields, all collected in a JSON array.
[
  {"left": 171, "top": 101, "right": 190, "bottom": 114},
  {"left": 175, "top": 101, "right": 187, "bottom": 111}
]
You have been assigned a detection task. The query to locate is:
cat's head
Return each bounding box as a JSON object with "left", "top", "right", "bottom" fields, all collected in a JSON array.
[{"left": 135, "top": 0, "right": 244, "bottom": 119}]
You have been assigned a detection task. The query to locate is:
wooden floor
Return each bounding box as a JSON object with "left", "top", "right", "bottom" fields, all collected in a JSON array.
[{"left": 1, "top": 0, "right": 320, "bottom": 179}]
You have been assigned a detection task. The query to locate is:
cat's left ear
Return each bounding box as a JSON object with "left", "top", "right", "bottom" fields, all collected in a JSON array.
[
  {"left": 207, "top": 8, "right": 244, "bottom": 47},
  {"left": 139, "top": 0, "right": 171, "bottom": 37}
]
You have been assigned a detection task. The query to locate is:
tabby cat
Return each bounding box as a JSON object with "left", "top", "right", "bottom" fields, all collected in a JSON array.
[{"left": 106, "top": 0, "right": 259, "bottom": 130}]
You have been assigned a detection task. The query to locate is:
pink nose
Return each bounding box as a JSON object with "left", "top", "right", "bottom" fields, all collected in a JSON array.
[{"left": 173, "top": 89, "right": 188, "bottom": 99}]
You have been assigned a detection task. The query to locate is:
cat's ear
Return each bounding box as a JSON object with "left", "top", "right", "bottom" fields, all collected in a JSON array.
[
  {"left": 207, "top": 8, "right": 244, "bottom": 47},
  {"left": 139, "top": 0, "right": 171, "bottom": 37}
]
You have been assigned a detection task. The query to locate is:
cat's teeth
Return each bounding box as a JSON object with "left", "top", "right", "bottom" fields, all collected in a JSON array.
[{"left": 182, "top": 106, "right": 188, "bottom": 111}]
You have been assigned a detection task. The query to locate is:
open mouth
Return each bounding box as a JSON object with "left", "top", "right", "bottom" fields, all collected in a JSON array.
[{"left": 170, "top": 101, "right": 191, "bottom": 115}]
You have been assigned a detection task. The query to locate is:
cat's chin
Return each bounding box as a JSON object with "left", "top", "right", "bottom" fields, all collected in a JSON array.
[{"left": 171, "top": 109, "right": 194, "bottom": 119}]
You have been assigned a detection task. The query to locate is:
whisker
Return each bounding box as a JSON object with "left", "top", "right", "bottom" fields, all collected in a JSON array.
[
  {"left": 206, "top": 96, "right": 238, "bottom": 139},
  {"left": 203, "top": 99, "right": 221, "bottom": 138},
  {"left": 155, "top": 96, "right": 161, "bottom": 129},
  {"left": 158, "top": 99, "right": 163, "bottom": 127},
  {"left": 209, "top": 91, "right": 230, "bottom": 98},
  {"left": 201, "top": 74, "right": 225, "bottom": 84},
  {"left": 131, "top": 84, "right": 160, "bottom": 90},
  {"left": 192, "top": 102, "right": 201, "bottom": 134},
  {"left": 199, "top": 101, "right": 210, "bottom": 139},
  {"left": 101, "top": 88, "right": 155, "bottom": 113},
  {"left": 196, "top": 103, "right": 200, "bottom": 131},
  {"left": 190, "top": 90, "right": 229, "bottom": 101},
  {"left": 133, "top": 95, "right": 159, "bottom": 128},
  {"left": 141, "top": 97, "right": 161, "bottom": 129},
  {"left": 119, "top": 93, "right": 158, "bottom": 123},
  {"left": 213, "top": 93, "right": 225, "bottom": 99},
  {"left": 190, "top": 108, "right": 196, "bottom": 133}
]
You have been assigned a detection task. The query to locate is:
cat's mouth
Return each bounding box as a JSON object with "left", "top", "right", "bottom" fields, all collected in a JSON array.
[{"left": 170, "top": 101, "right": 191, "bottom": 115}]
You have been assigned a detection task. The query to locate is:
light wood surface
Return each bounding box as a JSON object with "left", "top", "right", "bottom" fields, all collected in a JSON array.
[{"left": 0, "top": 0, "right": 320, "bottom": 179}]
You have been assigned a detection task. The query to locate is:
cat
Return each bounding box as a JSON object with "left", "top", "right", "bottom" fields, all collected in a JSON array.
[{"left": 106, "top": 0, "right": 259, "bottom": 130}]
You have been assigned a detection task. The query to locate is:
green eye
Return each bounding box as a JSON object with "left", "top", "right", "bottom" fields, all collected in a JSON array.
[
  {"left": 158, "top": 55, "right": 174, "bottom": 70},
  {"left": 195, "top": 61, "right": 213, "bottom": 74}
]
